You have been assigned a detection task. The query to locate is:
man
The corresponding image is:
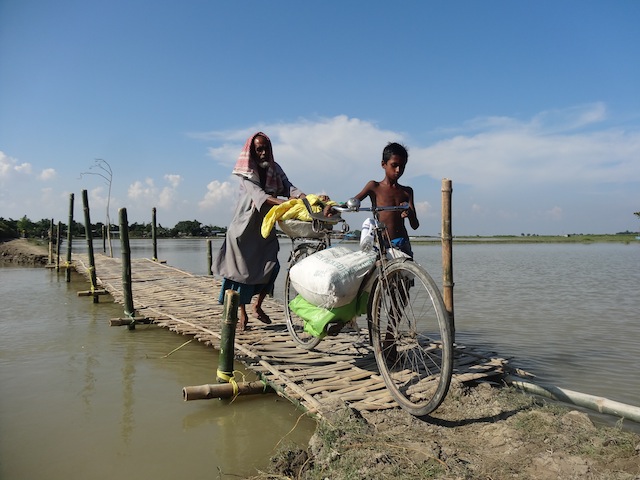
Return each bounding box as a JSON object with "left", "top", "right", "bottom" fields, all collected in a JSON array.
[{"left": 212, "top": 132, "right": 305, "bottom": 330}]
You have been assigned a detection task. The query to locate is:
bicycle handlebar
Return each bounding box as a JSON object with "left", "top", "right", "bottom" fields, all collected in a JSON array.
[{"left": 331, "top": 197, "right": 409, "bottom": 214}]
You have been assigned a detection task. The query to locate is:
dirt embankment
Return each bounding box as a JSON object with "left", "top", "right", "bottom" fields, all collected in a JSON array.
[
  {"left": 264, "top": 383, "right": 640, "bottom": 480},
  {"left": 0, "top": 238, "right": 50, "bottom": 265}
]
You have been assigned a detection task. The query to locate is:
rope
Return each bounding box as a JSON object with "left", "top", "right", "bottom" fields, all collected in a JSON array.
[{"left": 215, "top": 370, "right": 250, "bottom": 402}]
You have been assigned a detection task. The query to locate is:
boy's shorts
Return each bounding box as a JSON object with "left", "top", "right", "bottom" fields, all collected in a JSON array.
[{"left": 391, "top": 237, "right": 413, "bottom": 257}]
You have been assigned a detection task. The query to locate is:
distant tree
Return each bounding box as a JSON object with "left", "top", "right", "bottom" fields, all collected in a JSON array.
[
  {"left": 129, "top": 222, "right": 151, "bottom": 238},
  {"left": 173, "top": 220, "right": 203, "bottom": 237},
  {"left": 0, "top": 218, "right": 18, "bottom": 239},
  {"left": 16, "top": 215, "right": 30, "bottom": 237}
]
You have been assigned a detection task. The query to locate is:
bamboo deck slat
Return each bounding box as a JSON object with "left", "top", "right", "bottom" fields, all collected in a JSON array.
[{"left": 72, "top": 253, "right": 510, "bottom": 418}]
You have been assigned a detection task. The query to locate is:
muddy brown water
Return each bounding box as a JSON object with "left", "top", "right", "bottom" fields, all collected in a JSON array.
[{"left": 2, "top": 239, "right": 639, "bottom": 478}]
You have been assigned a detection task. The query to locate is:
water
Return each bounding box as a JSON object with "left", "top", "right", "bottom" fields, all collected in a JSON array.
[
  {"left": 2, "top": 239, "right": 639, "bottom": 478},
  {"left": 0, "top": 265, "right": 315, "bottom": 480},
  {"left": 425, "top": 242, "right": 640, "bottom": 408}
]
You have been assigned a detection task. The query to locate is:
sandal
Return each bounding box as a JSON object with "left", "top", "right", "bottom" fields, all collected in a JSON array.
[{"left": 254, "top": 308, "right": 272, "bottom": 325}]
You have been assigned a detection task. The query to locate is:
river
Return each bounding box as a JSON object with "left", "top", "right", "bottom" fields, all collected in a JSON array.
[{"left": 1, "top": 238, "right": 639, "bottom": 478}]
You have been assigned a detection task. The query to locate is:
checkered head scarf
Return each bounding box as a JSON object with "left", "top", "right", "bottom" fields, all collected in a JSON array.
[{"left": 232, "top": 132, "right": 285, "bottom": 195}]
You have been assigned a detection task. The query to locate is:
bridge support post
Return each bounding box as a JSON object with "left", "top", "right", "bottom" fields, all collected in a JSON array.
[
  {"left": 65, "top": 193, "right": 74, "bottom": 283},
  {"left": 216, "top": 289, "right": 239, "bottom": 383},
  {"left": 77, "top": 189, "right": 108, "bottom": 302},
  {"left": 441, "top": 178, "right": 455, "bottom": 343}
]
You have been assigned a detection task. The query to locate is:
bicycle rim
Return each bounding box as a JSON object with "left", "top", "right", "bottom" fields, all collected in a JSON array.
[
  {"left": 284, "top": 245, "right": 323, "bottom": 350},
  {"left": 371, "top": 260, "right": 453, "bottom": 416}
]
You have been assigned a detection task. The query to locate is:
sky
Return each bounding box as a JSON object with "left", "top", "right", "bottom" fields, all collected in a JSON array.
[{"left": 1, "top": 1, "right": 639, "bottom": 236}]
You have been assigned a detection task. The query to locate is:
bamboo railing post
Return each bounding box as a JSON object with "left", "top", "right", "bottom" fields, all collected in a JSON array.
[
  {"left": 65, "top": 193, "right": 74, "bottom": 282},
  {"left": 119, "top": 208, "right": 136, "bottom": 329},
  {"left": 48, "top": 218, "right": 54, "bottom": 265},
  {"left": 56, "top": 221, "right": 62, "bottom": 272},
  {"left": 82, "top": 190, "right": 98, "bottom": 302},
  {"left": 441, "top": 179, "right": 455, "bottom": 342},
  {"left": 207, "top": 239, "right": 213, "bottom": 275},
  {"left": 182, "top": 289, "right": 271, "bottom": 402},
  {"left": 102, "top": 224, "right": 106, "bottom": 253},
  {"left": 152, "top": 207, "right": 158, "bottom": 261},
  {"left": 79, "top": 189, "right": 106, "bottom": 303},
  {"left": 217, "top": 289, "right": 239, "bottom": 383}
]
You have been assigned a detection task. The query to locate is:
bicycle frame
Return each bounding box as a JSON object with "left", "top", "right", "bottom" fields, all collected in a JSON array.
[{"left": 332, "top": 200, "right": 413, "bottom": 341}]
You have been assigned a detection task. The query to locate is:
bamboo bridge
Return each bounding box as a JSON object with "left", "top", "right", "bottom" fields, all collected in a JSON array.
[{"left": 70, "top": 252, "right": 510, "bottom": 418}]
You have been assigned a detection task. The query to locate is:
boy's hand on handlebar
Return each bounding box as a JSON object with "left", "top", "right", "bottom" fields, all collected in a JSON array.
[{"left": 400, "top": 202, "right": 410, "bottom": 218}]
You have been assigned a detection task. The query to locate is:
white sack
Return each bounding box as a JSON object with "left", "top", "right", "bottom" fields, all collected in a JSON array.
[{"left": 289, "top": 246, "right": 376, "bottom": 308}]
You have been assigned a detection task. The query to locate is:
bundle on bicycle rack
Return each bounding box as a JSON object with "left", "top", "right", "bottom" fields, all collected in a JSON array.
[
  {"left": 261, "top": 193, "right": 342, "bottom": 239},
  {"left": 288, "top": 246, "right": 376, "bottom": 337},
  {"left": 278, "top": 219, "right": 328, "bottom": 239}
]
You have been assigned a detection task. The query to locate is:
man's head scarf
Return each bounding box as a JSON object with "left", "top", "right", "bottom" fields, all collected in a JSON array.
[{"left": 232, "top": 132, "right": 285, "bottom": 195}]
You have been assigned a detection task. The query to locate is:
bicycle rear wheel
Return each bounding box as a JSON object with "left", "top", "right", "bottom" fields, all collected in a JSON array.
[
  {"left": 371, "top": 260, "right": 453, "bottom": 416},
  {"left": 284, "top": 244, "right": 324, "bottom": 350}
]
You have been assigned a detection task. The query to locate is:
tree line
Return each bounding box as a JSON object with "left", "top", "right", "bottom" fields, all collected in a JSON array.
[{"left": 0, "top": 216, "right": 227, "bottom": 240}]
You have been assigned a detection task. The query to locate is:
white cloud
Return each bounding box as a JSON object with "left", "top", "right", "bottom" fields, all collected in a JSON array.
[
  {"left": 199, "top": 178, "right": 237, "bottom": 211},
  {"left": 415, "top": 201, "right": 433, "bottom": 217},
  {"left": 128, "top": 178, "right": 156, "bottom": 200},
  {"left": 164, "top": 174, "right": 182, "bottom": 188},
  {"left": 0, "top": 151, "right": 32, "bottom": 180},
  {"left": 416, "top": 104, "right": 640, "bottom": 189},
  {"left": 39, "top": 168, "right": 57, "bottom": 181},
  {"left": 2, "top": 106, "right": 638, "bottom": 235},
  {"left": 192, "top": 108, "right": 639, "bottom": 235},
  {"left": 202, "top": 115, "right": 403, "bottom": 203}
]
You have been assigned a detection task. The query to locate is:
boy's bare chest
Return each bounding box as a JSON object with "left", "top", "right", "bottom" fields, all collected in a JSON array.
[{"left": 375, "top": 185, "right": 409, "bottom": 205}]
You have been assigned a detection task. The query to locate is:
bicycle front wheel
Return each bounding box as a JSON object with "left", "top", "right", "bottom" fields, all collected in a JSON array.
[
  {"left": 284, "top": 244, "right": 323, "bottom": 350},
  {"left": 371, "top": 260, "right": 453, "bottom": 416}
]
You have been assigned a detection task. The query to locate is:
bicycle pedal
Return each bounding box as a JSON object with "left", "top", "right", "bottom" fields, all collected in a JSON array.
[{"left": 325, "top": 322, "right": 345, "bottom": 336}]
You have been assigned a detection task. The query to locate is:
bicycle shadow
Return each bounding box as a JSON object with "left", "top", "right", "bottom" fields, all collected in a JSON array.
[{"left": 417, "top": 402, "right": 536, "bottom": 428}]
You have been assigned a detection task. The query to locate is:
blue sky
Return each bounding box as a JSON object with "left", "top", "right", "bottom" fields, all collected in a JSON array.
[{"left": 1, "top": 1, "right": 639, "bottom": 236}]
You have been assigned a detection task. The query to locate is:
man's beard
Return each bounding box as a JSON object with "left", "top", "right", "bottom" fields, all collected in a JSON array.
[{"left": 259, "top": 161, "right": 270, "bottom": 169}]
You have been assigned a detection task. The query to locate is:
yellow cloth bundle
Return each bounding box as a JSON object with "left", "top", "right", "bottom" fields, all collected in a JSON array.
[{"left": 261, "top": 194, "right": 335, "bottom": 238}]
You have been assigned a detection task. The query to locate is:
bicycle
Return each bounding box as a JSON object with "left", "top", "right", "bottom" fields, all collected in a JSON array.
[
  {"left": 281, "top": 198, "right": 349, "bottom": 350},
  {"left": 283, "top": 197, "right": 454, "bottom": 416}
]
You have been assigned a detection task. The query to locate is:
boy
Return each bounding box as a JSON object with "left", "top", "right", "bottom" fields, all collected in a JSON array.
[{"left": 344, "top": 142, "right": 419, "bottom": 256}]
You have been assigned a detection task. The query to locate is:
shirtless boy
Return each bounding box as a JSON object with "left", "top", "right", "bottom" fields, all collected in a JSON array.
[{"left": 352, "top": 142, "right": 419, "bottom": 255}]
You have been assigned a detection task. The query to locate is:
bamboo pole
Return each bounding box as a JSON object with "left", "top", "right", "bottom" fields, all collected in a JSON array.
[
  {"left": 110, "top": 317, "right": 153, "bottom": 326},
  {"left": 56, "top": 221, "right": 61, "bottom": 272},
  {"left": 119, "top": 208, "right": 136, "bottom": 329},
  {"left": 207, "top": 239, "right": 213, "bottom": 275},
  {"left": 102, "top": 224, "right": 106, "bottom": 253},
  {"left": 65, "top": 193, "right": 74, "bottom": 282},
  {"left": 81, "top": 190, "right": 100, "bottom": 303},
  {"left": 183, "top": 380, "right": 273, "bottom": 401},
  {"left": 152, "top": 207, "right": 158, "bottom": 261},
  {"left": 217, "top": 289, "right": 239, "bottom": 382},
  {"left": 505, "top": 375, "right": 640, "bottom": 424},
  {"left": 48, "top": 218, "right": 54, "bottom": 265},
  {"left": 441, "top": 178, "right": 455, "bottom": 342}
]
